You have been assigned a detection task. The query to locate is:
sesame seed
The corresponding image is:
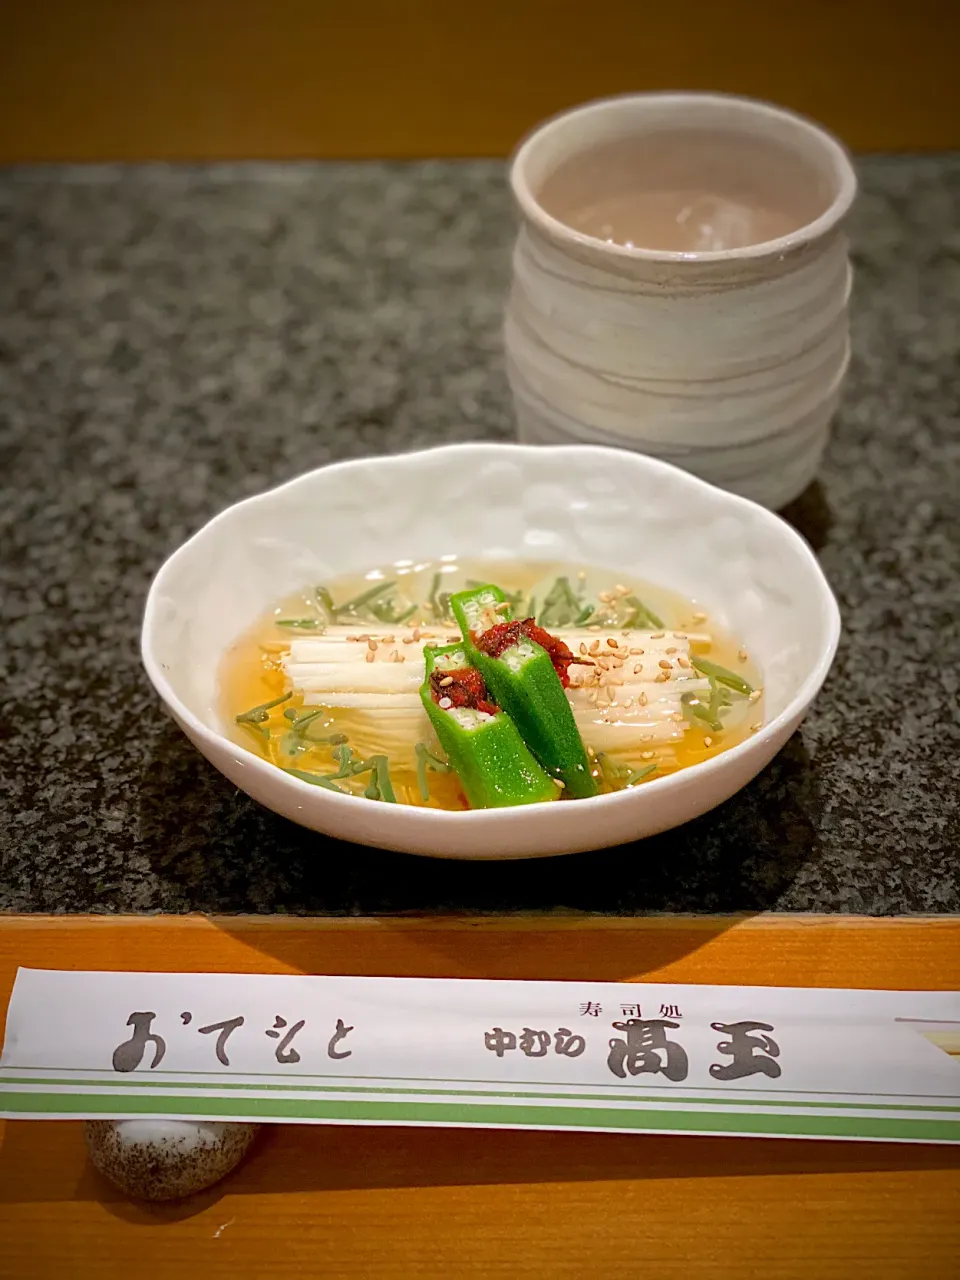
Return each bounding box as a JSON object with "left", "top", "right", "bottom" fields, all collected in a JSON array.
[
  {"left": 396, "top": 653, "right": 406, "bottom": 663},
  {"left": 356, "top": 633, "right": 369, "bottom": 642},
  {"left": 673, "top": 632, "right": 688, "bottom": 640},
  {"left": 579, "top": 642, "right": 588, "bottom": 655},
  {"left": 382, "top": 635, "right": 395, "bottom": 644},
  {"left": 658, "top": 659, "right": 672, "bottom": 670},
  {"left": 615, "top": 584, "right": 630, "bottom": 596},
  {"left": 439, "top": 675, "right": 454, "bottom": 687},
  {"left": 666, "top": 647, "right": 677, "bottom": 655},
  {"left": 606, "top": 637, "right": 618, "bottom": 648},
  {"left": 588, "top": 624, "right": 602, "bottom": 632},
  {"left": 639, "top": 692, "right": 649, "bottom": 706},
  {"left": 738, "top": 648, "right": 748, "bottom": 662},
  {"left": 677, "top": 655, "right": 691, "bottom": 668},
  {"left": 346, "top": 635, "right": 358, "bottom": 643},
  {"left": 621, "top": 630, "right": 630, "bottom": 638},
  {"left": 589, "top": 639, "right": 601, "bottom": 654},
  {"left": 623, "top": 697, "right": 634, "bottom": 708},
  {"left": 749, "top": 689, "right": 763, "bottom": 702},
  {"left": 630, "top": 647, "right": 645, "bottom": 656},
  {"left": 751, "top": 722, "right": 762, "bottom": 732},
  {"left": 641, "top": 750, "right": 655, "bottom": 760},
  {"left": 439, "top": 697, "right": 453, "bottom": 709},
  {"left": 633, "top": 663, "right": 643, "bottom": 674},
  {"left": 412, "top": 628, "right": 421, "bottom": 641},
  {"left": 403, "top": 636, "right": 415, "bottom": 644},
  {"left": 655, "top": 672, "right": 669, "bottom": 683},
  {"left": 364, "top": 650, "right": 375, "bottom": 663},
  {"left": 367, "top": 638, "right": 378, "bottom": 652},
  {"left": 693, "top": 612, "right": 707, "bottom": 624},
  {"left": 651, "top": 631, "right": 665, "bottom": 640},
  {"left": 704, "top": 736, "right": 713, "bottom": 747}
]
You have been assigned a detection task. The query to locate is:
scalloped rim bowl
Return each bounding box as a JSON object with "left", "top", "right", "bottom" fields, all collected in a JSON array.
[{"left": 141, "top": 444, "right": 840, "bottom": 859}]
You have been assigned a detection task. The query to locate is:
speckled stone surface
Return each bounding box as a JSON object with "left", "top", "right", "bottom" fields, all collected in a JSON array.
[{"left": 1, "top": 158, "right": 958, "bottom": 915}]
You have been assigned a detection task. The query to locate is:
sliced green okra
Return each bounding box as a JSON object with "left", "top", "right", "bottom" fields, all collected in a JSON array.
[
  {"left": 450, "top": 585, "right": 598, "bottom": 799},
  {"left": 419, "top": 644, "right": 557, "bottom": 810}
]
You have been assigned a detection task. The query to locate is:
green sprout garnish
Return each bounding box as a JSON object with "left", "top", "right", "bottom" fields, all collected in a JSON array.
[
  {"left": 277, "top": 579, "right": 416, "bottom": 633},
  {"left": 336, "top": 580, "right": 396, "bottom": 615},
  {"left": 425, "top": 573, "right": 455, "bottom": 621},
  {"left": 682, "top": 669, "right": 741, "bottom": 735},
  {"left": 681, "top": 691, "right": 724, "bottom": 734},
  {"left": 315, "top": 585, "right": 337, "bottom": 619},
  {"left": 329, "top": 744, "right": 379, "bottom": 780},
  {"left": 538, "top": 576, "right": 581, "bottom": 628},
  {"left": 236, "top": 691, "right": 292, "bottom": 725},
  {"left": 622, "top": 595, "right": 664, "bottom": 630},
  {"left": 690, "top": 656, "right": 754, "bottom": 697},
  {"left": 279, "top": 709, "right": 348, "bottom": 758},
  {"left": 280, "top": 737, "right": 394, "bottom": 801},
  {"left": 624, "top": 763, "right": 658, "bottom": 786},
  {"left": 594, "top": 752, "right": 628, "bottom": 789},
  {"left": 283, "top": 768, "right": 348, "bottom": 793},
  {"left": 415, "top": 741, "right": 452, "bottom": 801},
  {"left": 356, "top": 754, "right": 396, "bottom": 803},
  {"left": 595, "top": 754, "right": 659, "bottom": 790},
  {"left": 370, "top": 755, "right": 397, "bottom": 803}
]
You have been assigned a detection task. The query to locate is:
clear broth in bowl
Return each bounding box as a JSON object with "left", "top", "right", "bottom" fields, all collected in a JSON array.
[{"left": 220, "top": 558, "right": 763, "bottom": 810}]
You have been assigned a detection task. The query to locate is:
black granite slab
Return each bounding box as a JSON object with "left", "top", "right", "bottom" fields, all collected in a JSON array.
[{"left": 1, "top": 158, "right": 958, "bottom": 915}]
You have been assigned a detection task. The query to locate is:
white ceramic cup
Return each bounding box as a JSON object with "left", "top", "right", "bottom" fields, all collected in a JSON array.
[{"left": 505, "top": 92, "right": 858, "bottom": 510}]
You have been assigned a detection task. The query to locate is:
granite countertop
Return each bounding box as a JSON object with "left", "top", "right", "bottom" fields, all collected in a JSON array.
[{"left": 1, "top": 158, "right": 958, "bottom": 916}]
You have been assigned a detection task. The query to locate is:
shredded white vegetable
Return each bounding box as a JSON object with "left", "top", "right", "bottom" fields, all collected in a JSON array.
[{"left": 282, "top": 624, "right": 712, "bottom": 768}]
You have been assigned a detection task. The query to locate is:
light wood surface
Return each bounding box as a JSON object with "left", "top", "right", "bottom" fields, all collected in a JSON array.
[
  {"left": 4, "top": 0, "right": 959, "bottom": 161},
  {"left": 1, "top": 914, "right": 958, "bottom": 1277}
]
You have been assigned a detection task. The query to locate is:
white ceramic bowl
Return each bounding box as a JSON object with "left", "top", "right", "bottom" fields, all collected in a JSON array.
[{"left": 141, "top": 444, "right": 839, "bottom": 859}]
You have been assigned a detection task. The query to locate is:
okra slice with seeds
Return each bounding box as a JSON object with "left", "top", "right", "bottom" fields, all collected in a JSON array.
[
  {"left": 419, "top": 644, "right": 557, "bottom": 810},
  {"left": 450, "top": 585, "right": 598, "bottom": 799}
]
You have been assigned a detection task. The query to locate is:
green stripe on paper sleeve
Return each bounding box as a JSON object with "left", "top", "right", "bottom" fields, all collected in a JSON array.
[
  {"left": 1, "top": 1092, "right": 958, "bottom": 1143},
  {"left": 3, "top": 1074, "right": 960, "bottom": 1114}
]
